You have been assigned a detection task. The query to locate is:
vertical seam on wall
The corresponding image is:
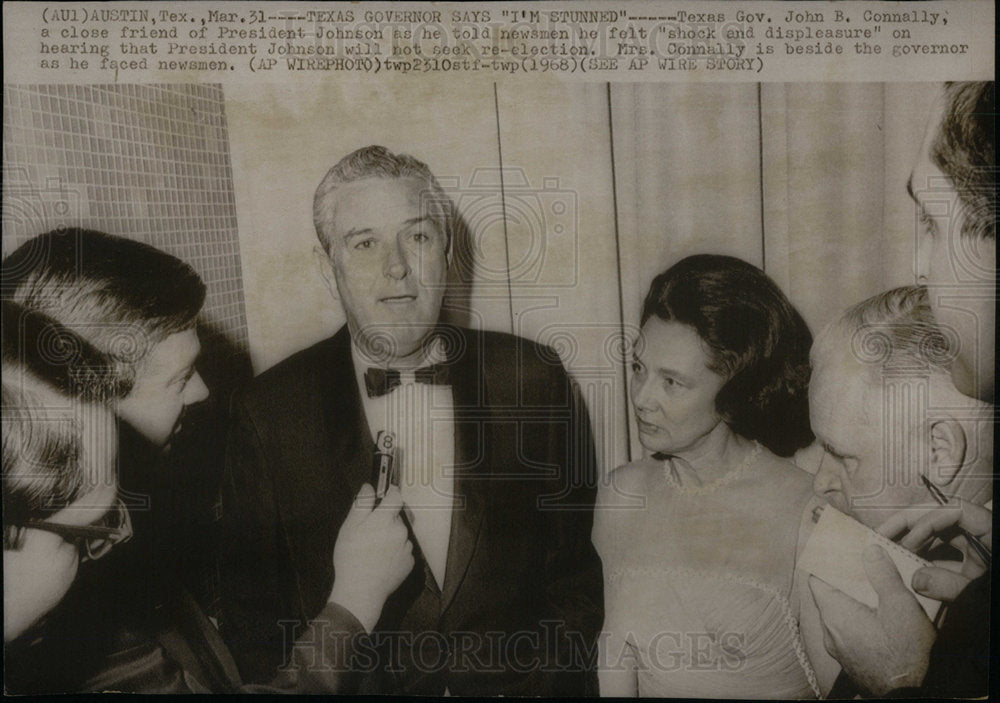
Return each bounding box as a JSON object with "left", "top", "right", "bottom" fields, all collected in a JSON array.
[
  {"left": 606, "top": 82, "right": 632, "bottom": 464},
  {"left": 879, "top": 84, "right": 888, "bottom": 290},
  {"left": 757, "top": 82, "right": 767, "bottom": 272},
  {"left": 493, "top": 83, "right": 516, "bottom": 335}
]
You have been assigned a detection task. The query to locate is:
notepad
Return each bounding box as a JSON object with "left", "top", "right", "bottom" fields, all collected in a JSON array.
[{"left": 799, "top": 505, "right": 941, "bottom": 620}]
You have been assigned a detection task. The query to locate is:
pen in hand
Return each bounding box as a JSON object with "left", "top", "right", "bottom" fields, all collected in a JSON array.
[{"left": 920, "top": 475, "right": 991, "bottom": 566}]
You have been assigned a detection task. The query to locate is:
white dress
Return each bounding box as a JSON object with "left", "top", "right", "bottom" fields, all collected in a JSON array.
[{"left": 594, "top": 443, "right": 820, "bottom": 699}]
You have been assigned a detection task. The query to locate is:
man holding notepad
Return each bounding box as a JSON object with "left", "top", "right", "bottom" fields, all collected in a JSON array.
[
  {"left": 803, "top": 285, "right": 993, "bottom": 696},
  {"left": 807, "top": 81, "right": 994, "bottom": 698}
]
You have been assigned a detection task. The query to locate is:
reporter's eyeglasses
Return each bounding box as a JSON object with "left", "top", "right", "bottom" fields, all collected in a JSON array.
[{"left": 21, "top": 497, "right": 133, "bottom": 561}]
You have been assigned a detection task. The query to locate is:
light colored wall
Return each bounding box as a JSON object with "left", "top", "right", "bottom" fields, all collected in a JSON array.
[
  {"left": 226, "top": 81, "right": 940, "bottom": 474},
  {"left": 2, "top": 84, "right": 250, "bottom": 389}
]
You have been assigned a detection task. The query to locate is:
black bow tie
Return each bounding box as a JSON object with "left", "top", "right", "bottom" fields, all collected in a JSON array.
[{"left": 364, "top": 364, "right": 451, "bottom": 398}]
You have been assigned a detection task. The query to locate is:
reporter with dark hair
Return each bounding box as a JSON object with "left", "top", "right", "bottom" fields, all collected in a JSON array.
[
  {"left": 912, "top": 81, "right": 995, "bottom": 403},
  {"left": 593, "top": 254, "right": 825, "bottom": 698},
  {"left": 3, "top": 230, "right": 400, "bottom": 693},
  {"left": 2, "top": 229, "right": 214, "bottom": 692}
]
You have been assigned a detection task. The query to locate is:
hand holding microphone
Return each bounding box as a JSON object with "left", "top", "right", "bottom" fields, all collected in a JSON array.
[{"left": 328, "top": 483, "right": 415, "bottom": 633}]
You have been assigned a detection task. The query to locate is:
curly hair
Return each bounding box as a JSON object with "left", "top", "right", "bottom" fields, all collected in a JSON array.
[
  {"left": 823, "top": 285, "right": 954, "bottom": 383},
  {"left": 641, "top": 254, "right": 814, "bottom": 456}
]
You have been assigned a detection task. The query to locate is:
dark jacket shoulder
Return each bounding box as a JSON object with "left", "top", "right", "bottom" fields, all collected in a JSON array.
[
  {"left": 462, "top": 327, "right": 572, "bottom": 410},
  {"left": 233, "top": 333, "right": 345, "bottom": 415},
  {"left": 233, "top": 326, "right": 571, "bottom": 416},
  {"left": 475, "top": 326, "right": 568, "bottom": 377}
]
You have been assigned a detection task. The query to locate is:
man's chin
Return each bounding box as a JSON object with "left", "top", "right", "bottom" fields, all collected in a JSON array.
[{"left": 358, "top": 327, "right": 435, "bottom": 362}]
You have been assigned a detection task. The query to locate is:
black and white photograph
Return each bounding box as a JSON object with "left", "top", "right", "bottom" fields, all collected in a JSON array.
[{"left": 2, "top": 1, "right": 995, "bottom": 697}]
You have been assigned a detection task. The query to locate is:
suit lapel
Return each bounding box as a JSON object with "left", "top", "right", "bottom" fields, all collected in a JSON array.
[
  {"left": 321, "top": 327, "right": 373, "bottom": 504},
  {"left": 320, "top": 325, "right": 489, "bottom": 613},
  {"left": 274, "top": 327, "right": 375, "bottom": 622},
  {"left": 440, "top": 326, "right": 489, "bottom": 613}
]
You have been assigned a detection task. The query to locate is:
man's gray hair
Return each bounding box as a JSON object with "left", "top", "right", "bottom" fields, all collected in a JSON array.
[
  {"left": 818, "top": 286, "right": 954, "bottom": 382},
  {"left": 312, "top": 145, "right": 455, "bottom": 255}
]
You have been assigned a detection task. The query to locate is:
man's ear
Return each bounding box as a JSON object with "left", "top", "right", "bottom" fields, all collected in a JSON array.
[
  {"left": 927, "top": 418, "right": 967, "bottom": 485},
  {"left": 313, "top": 245, "right": 339, "bottom": 301}
]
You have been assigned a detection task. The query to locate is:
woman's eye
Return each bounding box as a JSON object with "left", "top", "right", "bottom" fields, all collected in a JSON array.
[
  {"left": 356, "top": 239, "right": 375, "bottom": 250},
  {"left": 412, "top": 232, "right": 429, "bottom": 243},
  {"left": 663, "top": 377, "right": 677, "bottom": 388}
]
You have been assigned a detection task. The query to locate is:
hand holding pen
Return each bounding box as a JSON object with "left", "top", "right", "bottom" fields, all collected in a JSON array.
[
  {"left": 879, "top": 495, "right": 992, "bottom": 604},
  {"left": 919, "top": 476, "right": 991, "bottom": 567}
]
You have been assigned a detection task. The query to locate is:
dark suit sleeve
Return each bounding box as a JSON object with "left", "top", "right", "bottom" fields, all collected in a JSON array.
[
  {"left": 888, "top": 573, "right": 989, "bottom": 699},
  {"left": 219, "top": 394, "right": 293, "bottom": 683},
  {"left": 242, "top": 603, "right": 370, "bottom": 694},
  {"left": 221, "top": 397, "right": 373, "bottom": 693},
  {"left": 532, "top": 352, "right": 605, "bottom": 696}
]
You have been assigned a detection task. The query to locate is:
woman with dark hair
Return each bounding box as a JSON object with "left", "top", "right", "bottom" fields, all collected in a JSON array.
[{"left": 594, "top": 255, "right": 822, "bottom": 698}]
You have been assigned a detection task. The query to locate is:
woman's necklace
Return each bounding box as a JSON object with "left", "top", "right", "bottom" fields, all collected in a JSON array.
[{"left": 661, "top": 440, "right": 762, "bottom": 494}]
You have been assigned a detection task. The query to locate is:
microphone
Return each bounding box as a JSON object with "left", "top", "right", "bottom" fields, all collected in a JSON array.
[
  {"left": 371, "top": 430, "right": 416, "bottom": 528},
  {"left": 372, "top": 430, "right": 398, "bottom": 505}
]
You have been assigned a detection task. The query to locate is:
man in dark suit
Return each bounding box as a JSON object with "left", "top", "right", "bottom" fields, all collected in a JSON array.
[{"left": 221, "top": 146, "right": 603, "bottom": 695}]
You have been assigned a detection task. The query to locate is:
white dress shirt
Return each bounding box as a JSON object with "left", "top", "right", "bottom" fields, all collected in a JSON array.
[{"left": 351, "top": 340, "right": 455, "bottom": 590}]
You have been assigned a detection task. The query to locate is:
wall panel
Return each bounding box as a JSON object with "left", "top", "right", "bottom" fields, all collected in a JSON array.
[
  {"left": 2, "top": 84, "right": 250, "bottom": 391},
  {"left": 497, "top": 82, "right": 629, "bottom": 477},
  {"left": 225, "top": 78, "right": 505, "bottom": 372}
]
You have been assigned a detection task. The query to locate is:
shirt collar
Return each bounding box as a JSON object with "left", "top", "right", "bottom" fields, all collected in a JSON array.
[{"left": 350, "top": 334, "right": 447, "bottom": 394}]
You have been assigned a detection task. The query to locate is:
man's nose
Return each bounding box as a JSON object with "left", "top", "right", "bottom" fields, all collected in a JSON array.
[
  {"left": 183, "top": 372, "right": 210, "bottom": 405},
  {"left": 384, "top": 242, "right": 410, "bottom": 281},
  {"left": 812, "top": 454, "right": 843, "bottom": 498}
]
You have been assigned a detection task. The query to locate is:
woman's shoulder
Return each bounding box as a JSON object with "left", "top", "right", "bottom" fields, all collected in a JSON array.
[
  {"left": 752, "top": 446, "right": 815, "bottom": 499},
  {"left": 609, "top": 456, "right": 664, "bottom": 485},
  {"left": 593, "top": 457, "right": 662, "bottom": 557},
  {"left": 597, "top": 457, "right": 661, "bottom": 507},
  {"left": 737, "top": 446, "right": 817, "bottom": 537},
  {"left": 613, "top": 455, "right": 663, "bottom": 477}
]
